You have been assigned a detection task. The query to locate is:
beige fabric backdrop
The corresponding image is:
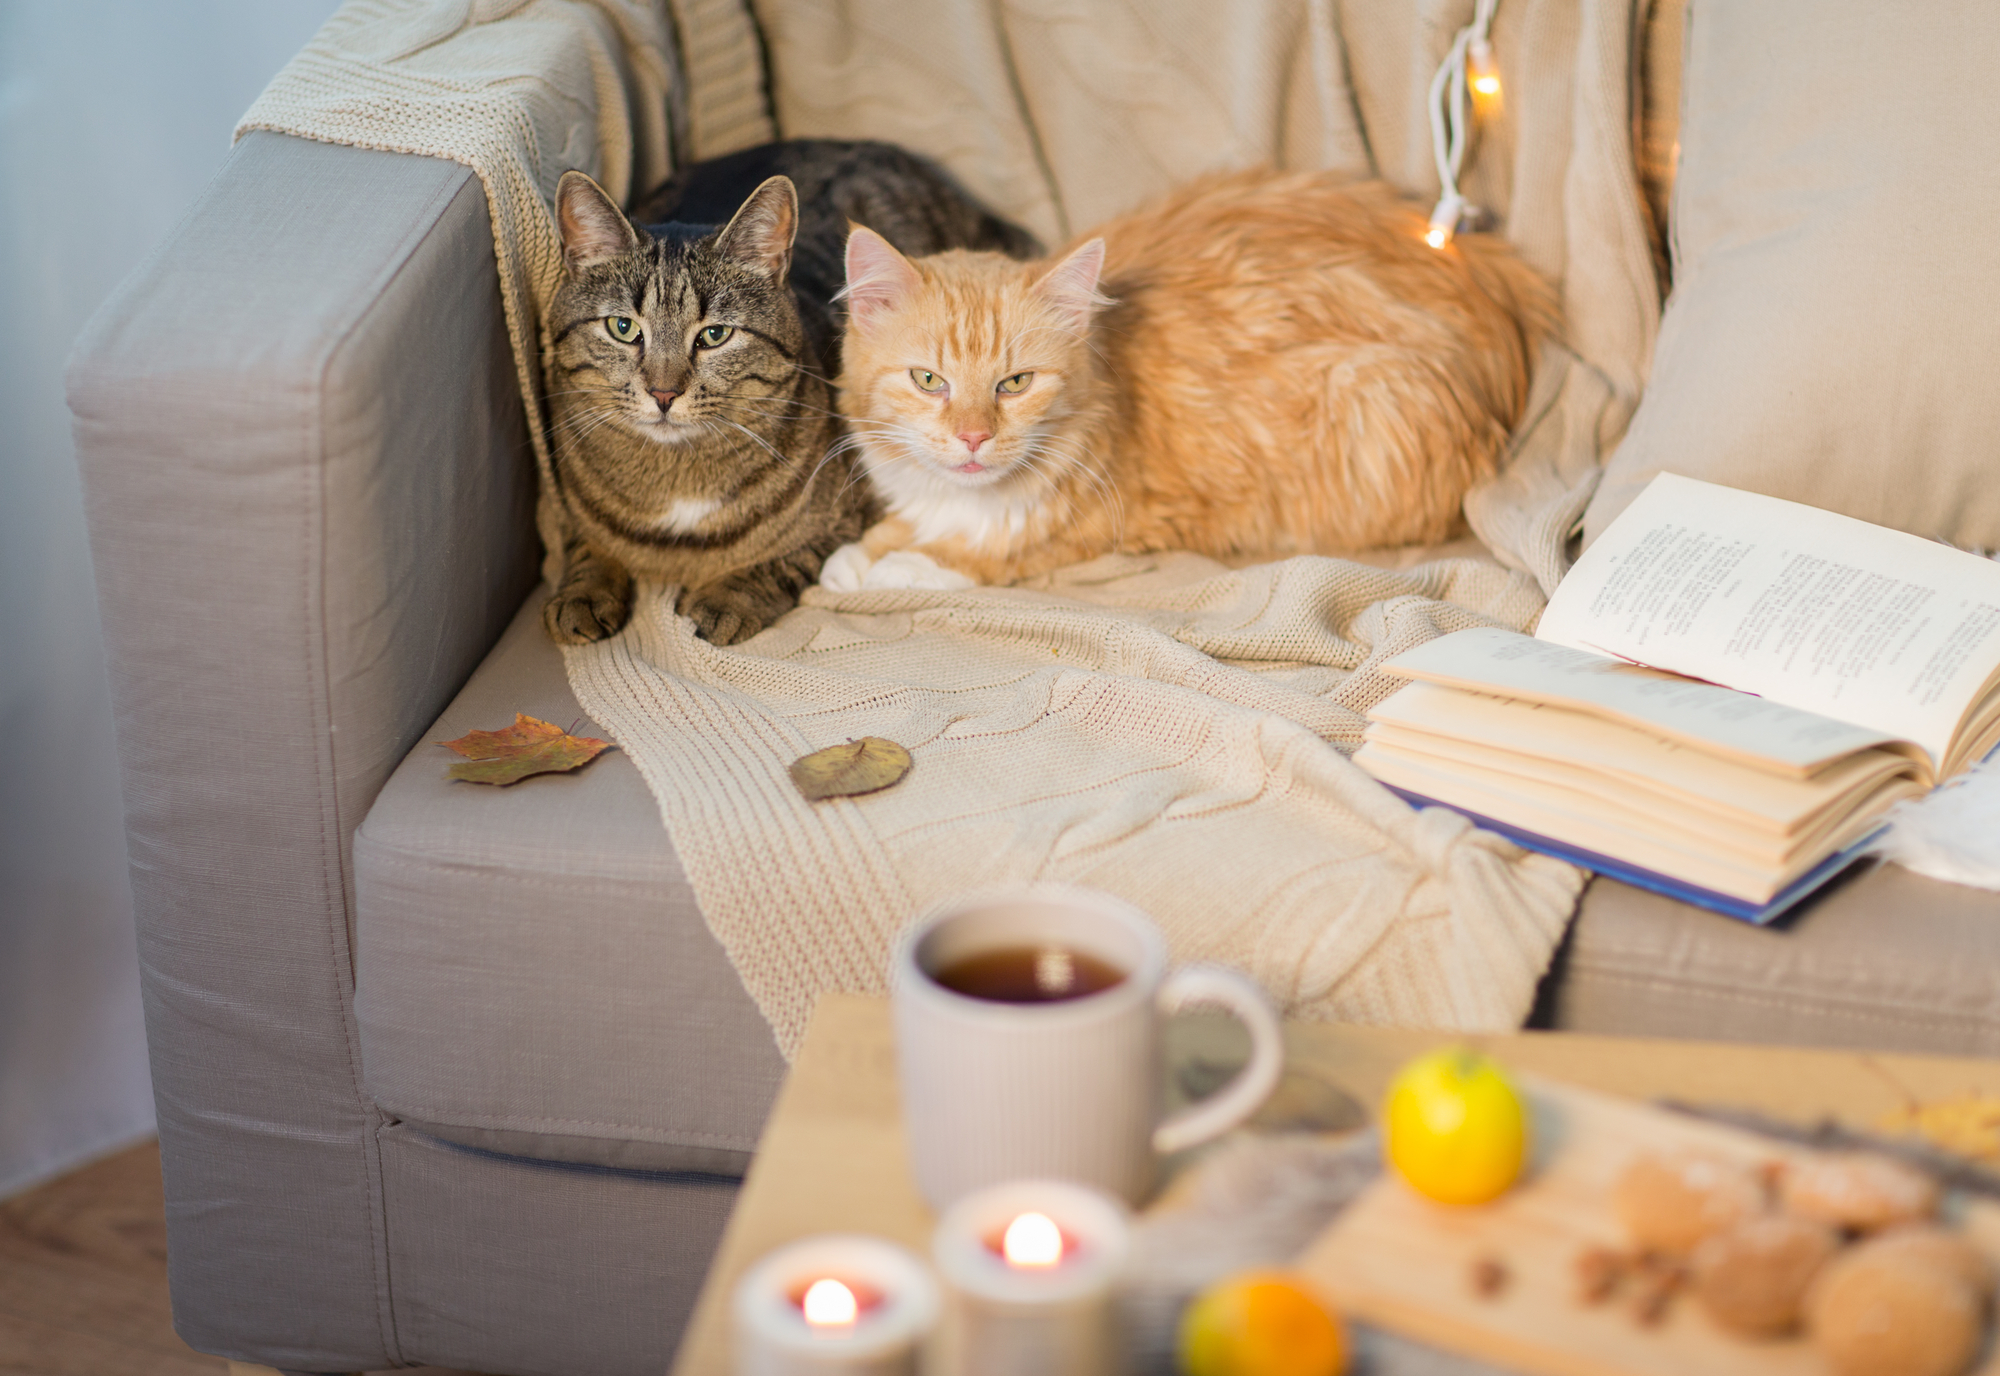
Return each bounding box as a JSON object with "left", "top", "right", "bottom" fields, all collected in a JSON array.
[{"left": 1585, "top": 0, "right": 2000, "bottom": 557}]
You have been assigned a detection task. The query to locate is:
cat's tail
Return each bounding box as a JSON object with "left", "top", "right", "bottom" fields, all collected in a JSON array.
[
  {"left": 1451, "top": 233, "right": 1564, "bottom": 432},
  {"left": 1456, "top": 233, "right": 1564, "bottom": 361}
]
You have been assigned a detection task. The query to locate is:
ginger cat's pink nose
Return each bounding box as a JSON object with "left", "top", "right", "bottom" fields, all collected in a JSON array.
[
  {"left": 651, "top": 390, "right": 680, "bottom": 411},
  {"left": 958, "top": 430, "right": 991, "bottom": 453}
]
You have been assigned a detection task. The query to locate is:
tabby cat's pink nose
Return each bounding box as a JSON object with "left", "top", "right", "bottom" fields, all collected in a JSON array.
[
  {"left": 651, "top": 390, "right": 679, "bottom": 411},
  {"left": 958, "top": 430, "right": 991, "bottom": 453}
]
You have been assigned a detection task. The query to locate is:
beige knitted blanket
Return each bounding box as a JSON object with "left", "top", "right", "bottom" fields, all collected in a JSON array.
[
  {"left": 565, "top": 555, "right": 1585, "bottom": 1054},
  {"left": 237, "top": 0, "right": 1661, "bottom": 1056}
]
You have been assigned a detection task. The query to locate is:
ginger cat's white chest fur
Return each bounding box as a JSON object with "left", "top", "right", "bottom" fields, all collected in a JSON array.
[{"left": 831, "top": 169, "right": 1558, "bottom": 588}]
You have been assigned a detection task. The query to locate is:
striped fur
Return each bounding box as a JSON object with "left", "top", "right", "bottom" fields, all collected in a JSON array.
[{"left": 542, "top": 141, "right": 1039, "bottom": 644}]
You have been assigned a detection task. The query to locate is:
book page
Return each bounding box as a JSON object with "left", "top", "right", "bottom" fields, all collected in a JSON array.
[
  {"left": 1381, "top": 627, "right": 1907, "bottom": 777},
  {"left": 1537, "top": 474, "right": 2000, "bottom": 769},
  {"left": 1367, "top": 680, "right": 1920, "bottom": 833}
]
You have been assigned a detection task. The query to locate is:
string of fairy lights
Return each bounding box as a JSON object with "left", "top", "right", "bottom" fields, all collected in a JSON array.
[{"left": 1425, "top": 0, "right": 1504, "bottom": 249}]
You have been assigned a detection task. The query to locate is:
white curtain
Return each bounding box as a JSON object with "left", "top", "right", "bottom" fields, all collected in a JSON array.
[{"left": 0, "top": 0, "right": 339, "bottom": 1198}]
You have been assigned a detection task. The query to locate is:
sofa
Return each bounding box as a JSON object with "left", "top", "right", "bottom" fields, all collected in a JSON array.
[{"left": 67, "top": 1, "right": 2000, "bottom": 1372}]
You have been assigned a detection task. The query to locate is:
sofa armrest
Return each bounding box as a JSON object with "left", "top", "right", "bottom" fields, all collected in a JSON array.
[{"left": 67, "top": 131, "right": 537, "bottom": 1369}]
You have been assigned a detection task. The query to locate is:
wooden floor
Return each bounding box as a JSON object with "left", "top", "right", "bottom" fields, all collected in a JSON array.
[{"left": 0, "top": 1142, "right": 488, "bottom": 1376}]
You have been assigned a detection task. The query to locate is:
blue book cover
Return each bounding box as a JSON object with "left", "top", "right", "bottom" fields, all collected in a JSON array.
[{"left": 1377, "top": 784, "right": 1882, "bottom": 925}]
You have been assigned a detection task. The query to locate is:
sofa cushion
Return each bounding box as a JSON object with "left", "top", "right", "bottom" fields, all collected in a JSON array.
[
  {"left": 1584, "top": 0, "right": 2000, "bottom": 552},
  {"left": 353, "top": 594, "right": 785, "bottom": 1176},
  {"left": 1548, "top": 866, "right": 2000, "bottom": 1054}
]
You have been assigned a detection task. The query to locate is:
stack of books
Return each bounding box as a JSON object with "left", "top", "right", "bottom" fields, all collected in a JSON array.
[{"left": 1356, "top": 475, "right": 2000, "bottom": 922}]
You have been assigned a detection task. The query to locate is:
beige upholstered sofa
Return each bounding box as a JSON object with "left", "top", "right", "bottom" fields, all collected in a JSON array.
[{"left": 67, "top": 1, "right": 2000, "bottom": 1372}]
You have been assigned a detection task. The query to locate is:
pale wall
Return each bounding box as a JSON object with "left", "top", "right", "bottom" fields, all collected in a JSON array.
[{"left": 0, "top": 0, "right": 338, "bottom": 1198}]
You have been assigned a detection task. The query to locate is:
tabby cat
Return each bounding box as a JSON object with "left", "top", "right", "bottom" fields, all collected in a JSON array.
[
  {"left": 542, "top": 140, "right": 1038, "bottom": 644},
  {"left": 824, "top": 170, "right": 1558, "bottom": 589}
]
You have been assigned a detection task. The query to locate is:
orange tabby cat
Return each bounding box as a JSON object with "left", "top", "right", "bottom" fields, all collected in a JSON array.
[{"left": 824, "top": 170, "right": 1558, "bottom": 589}]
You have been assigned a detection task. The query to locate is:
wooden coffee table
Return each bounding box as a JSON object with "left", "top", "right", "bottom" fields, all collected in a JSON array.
[{"left": 669, "top": 994, "right": 2000, "bottom": 1375}]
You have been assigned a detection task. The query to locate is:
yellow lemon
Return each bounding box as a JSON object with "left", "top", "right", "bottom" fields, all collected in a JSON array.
[
  {"left": 1384, "top": 1046, "right": 1530, "bottom": 1206},
  {"left": 1178, "top": 1271, "right": 1348, "bottom": 1376}
]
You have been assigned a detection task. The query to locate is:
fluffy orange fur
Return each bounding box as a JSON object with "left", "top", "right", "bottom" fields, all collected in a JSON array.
[{"left": 835, "top": 170, "right": 1559, "bottom": 584}]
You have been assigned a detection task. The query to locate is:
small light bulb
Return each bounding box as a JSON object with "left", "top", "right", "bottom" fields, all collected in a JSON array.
[
  {"left": 1001, "top": 1212, "right": 1064, "bottom": 1268},
  {"left": 801, "top": 1278, "right": 859, "bottom": 1327},
  {"left": 1424, "top": 225, "right": 1452, "bottom": 250},
  {"left": 1468, "top": 37, "right": 1502, "bottom": 107}
]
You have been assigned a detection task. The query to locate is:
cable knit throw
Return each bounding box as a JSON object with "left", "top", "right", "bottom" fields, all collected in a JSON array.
[
  {"left": 238, "top": 0, "right": 1665, "bottom": 1056},
  {"left": 564, "top": 555, "right": 1584, "bottom": 1054}
]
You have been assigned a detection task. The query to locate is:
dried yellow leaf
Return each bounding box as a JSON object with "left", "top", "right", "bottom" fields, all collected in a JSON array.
[
  {"left": 438, "top": 713, "right": 614, "bottom": 786},
  {"left": 789, "top": 737, "right": 912, "bottom": 801}
]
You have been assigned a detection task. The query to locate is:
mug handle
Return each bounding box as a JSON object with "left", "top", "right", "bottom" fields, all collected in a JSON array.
[{"left": 1150, "top": 964, "right": 1285, "bottom": 1156}]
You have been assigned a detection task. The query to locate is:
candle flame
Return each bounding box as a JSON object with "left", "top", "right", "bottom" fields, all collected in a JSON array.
[
  {"left": 801, "top": 1278, "right": 859, "bottom": 1326},
  {"left": 1002, "top": 1212, "right": 1064, "bottom": 1268}
]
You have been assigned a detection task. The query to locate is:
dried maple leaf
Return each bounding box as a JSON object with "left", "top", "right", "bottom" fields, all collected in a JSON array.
[
  {"left": 789, "top": 737, "right": 912, "bottom": 801},
  {"left": 439, "top": 713, "right": 615, "bottom": 786}
]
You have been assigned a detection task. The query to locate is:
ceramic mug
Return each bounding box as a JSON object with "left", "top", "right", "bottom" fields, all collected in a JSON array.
[{"left": 892, "top": 884, "right": 1284, "bottom": 1208}]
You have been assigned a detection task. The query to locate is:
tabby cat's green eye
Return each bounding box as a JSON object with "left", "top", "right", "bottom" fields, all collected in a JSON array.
[
  {"left": 698, "top": 324, "right": 734, "bottom": 348},
  {"left": 911, "top": 369, "right": 948, "bottom": 394},
  {"left": 997, "top": 372, "right": 1034, "bottom": 395},
  {"left": 606, "top": 316, "right": 640, "bottom": 343}
]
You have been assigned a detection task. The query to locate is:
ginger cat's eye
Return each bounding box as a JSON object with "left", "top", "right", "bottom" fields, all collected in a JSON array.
[
  {"left": 997, "top": 372, "right": 1034, "bottom": 395},
  {"left": 606, "top": 316, "right": 640, "bottom": 343},
  {"left": 911, "top": 369, "right": 948, "bottom": 394},
  {"left": 698, "top": 324, "right": 734, "bottom": 348}
]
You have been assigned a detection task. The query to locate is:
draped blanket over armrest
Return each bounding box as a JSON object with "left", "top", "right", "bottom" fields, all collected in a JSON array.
[{"left": 565, "top": 555, "right": 1585, "bottom": 1056}]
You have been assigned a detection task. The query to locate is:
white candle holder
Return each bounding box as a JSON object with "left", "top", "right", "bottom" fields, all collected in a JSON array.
[
  {"left": 732, "top": 1234, "right": 941, "bottom": 1375},
  {"left": 930, "top": 1179, "right": 1132, "bottom": 1376}
]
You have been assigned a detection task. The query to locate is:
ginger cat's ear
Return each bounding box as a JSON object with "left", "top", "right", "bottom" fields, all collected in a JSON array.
[
  {"left": 716, "top": 176, "right": 799, "bottom": 280},
  {"left": 557, "top": 170, "right": 640, "bottom": 270},
  {"left": 843, "top": 226, "right": 922, "bottom": 333},
  {"left": 1033, "top": 238, "right": 1109, "bottom": 334}
]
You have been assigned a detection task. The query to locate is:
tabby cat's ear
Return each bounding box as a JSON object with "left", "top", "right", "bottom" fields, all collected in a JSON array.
[
  {"left": 843, "top": 227, "right": 922, "bottom": 334},
  {"left": 716, "top": 176, "right": 798, "bottom": 280},
  {"left": 1033, "top": 238, "right": 1109, "bottom": 334},
  {"left": 557, "top": 171, "right": 639, "bottom": 270}
]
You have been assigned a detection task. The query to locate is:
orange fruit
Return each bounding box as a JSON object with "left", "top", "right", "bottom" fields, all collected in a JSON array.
[
  {"left": 1384, "top": 1046, "right": 1530, "bottom": 1206},
  {"left": 1177, "top": 1270, "right": 1348, "bottom": 1376}
]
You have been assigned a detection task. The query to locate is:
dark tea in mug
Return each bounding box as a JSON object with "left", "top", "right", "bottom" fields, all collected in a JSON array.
[{"left": 932, "top": 944, "right": 1127, "bottom": 1004}]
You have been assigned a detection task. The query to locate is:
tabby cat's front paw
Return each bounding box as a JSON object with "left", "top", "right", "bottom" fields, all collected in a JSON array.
[
  {"left": 677, "top": 585, "right": 780, "bottom": 646},
  {"left": 543, "top": 586, "right": 631, "bottom": 644},
  {"left": 818, "top": 542, "right": 873, "bottom": 592}
]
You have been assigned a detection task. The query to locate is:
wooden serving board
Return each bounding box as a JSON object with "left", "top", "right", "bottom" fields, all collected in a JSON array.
[{"left": 1296, "top": 1077, "right": 2000, "bottom": 1376}]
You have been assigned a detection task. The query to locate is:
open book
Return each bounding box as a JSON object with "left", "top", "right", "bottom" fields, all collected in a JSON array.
[{"left": 1356, "top": 474, "right": 2000, "bottom": 921}]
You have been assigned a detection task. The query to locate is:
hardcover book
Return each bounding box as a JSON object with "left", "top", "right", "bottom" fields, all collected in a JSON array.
[{"left": 1357, "top": 475, "right": 2000, "bottom": 921}]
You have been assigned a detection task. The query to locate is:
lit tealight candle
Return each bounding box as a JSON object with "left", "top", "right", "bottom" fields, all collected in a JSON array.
[
  {"left": 1002, "top": 1211, "right": 1064, "bottom": 1268},
  {"left": 932, "top": 1180, "right": 1131, "bottom": 1376},
  {"left": 733, "top": 1236, "right": 939, "bottom": 1375},
  {"left": 802, "top": 1278, "right": 861, "bottom": 1327}
]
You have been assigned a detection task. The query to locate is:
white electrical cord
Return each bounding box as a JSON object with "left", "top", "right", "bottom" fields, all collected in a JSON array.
[{"left": 1426, "top": 0, "right": 1501, "bottom": 248}]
